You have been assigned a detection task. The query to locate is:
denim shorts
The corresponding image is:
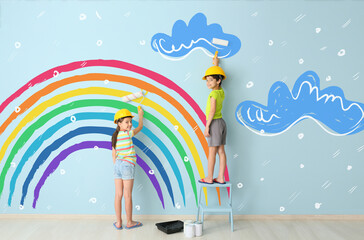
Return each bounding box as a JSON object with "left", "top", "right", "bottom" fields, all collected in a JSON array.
[{"left": 114, "top": 160, "right": 135, "bottom": 180}]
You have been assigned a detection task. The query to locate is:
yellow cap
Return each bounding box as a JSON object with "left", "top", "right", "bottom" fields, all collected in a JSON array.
[
  {"left": 114, "top": 109, "right": 134, "bottom": 123},
  {"left": 202, "top": 66, "right": 226, "bottom": 80}
]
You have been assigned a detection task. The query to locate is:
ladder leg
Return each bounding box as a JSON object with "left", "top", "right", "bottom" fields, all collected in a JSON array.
[
  {"left": 230, "top": 211, "right": 234, "bottom": 232},
  {"left": 198, "top": 184, "right": 203, "bottom": 205},
  {"left": 196, "top": 184, "right": 202, "bottom": 221},
  {"left": 229, "top": 184, "right": 233, "bottom": 231},
  {"left": 196, "top": 205, "right": 200, "bottom": 221}
]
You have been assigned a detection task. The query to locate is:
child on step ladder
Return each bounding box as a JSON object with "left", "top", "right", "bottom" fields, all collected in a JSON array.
[{"left": 199, "top": 55, "right": 227, "bottom": 185}]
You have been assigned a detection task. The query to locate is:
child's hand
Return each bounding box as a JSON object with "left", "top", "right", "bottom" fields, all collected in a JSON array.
[
  {"left": 134, "top": 106, "right": 144, "bottom": 135},
  {"left": 204, "top": 127, "right": 210, "bottom": 137},
  {"left": 213, "top": 57, "right": 219, "bottom": 66},
  {"left": 138, "top": 106, "right": 144, "bottom": 118}
]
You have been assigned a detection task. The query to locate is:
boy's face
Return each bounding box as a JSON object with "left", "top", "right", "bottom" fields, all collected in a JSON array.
[
  {"left": 118, "top": 117, "right": 133, "bottom": 131},
  {"left": 206, "top": 76, "right": 221, "bottom": 89}
]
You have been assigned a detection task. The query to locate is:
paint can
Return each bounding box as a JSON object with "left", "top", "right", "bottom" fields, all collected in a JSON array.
[
  {"left": 184, "top": 223, "right": 195, "bottom": 238},
  {"left": 194, "top": 221, "right": 203, "bottom": 237}
]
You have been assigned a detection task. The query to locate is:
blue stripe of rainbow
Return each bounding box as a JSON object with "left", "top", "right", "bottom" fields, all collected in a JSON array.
[{"left": 19, "top": 126, "right": 176, "bottom": 209}]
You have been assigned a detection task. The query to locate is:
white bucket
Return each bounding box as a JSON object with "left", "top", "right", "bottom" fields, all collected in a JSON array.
[
  {"left": 194, "top": 221, "right": 203, "bottom": 237},
  {"left": 184, "top": 223, "right": 195, "bottom": 238},
  {"left": 184, "top": 220, "right": 194, "bottom": 230}
]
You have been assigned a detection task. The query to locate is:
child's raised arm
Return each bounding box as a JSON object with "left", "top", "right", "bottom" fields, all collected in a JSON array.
[
  {"left": 133, "top": 107, "right": 144, "bottom": 135},
  {"left": 213, "top": 56, "right": 219, "bottom": 66}
]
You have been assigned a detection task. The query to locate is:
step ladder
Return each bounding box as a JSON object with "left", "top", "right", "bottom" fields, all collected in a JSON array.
[{"left": 196, "top": 181, "right": 233, "bottom": 232}]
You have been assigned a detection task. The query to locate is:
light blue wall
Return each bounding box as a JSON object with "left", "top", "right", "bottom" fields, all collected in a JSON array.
[{"left": 0, "top": 0, "right": 363, "bottom": 215}]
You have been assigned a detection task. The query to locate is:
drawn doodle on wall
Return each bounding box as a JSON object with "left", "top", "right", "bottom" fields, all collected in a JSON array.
[
  {"left": 151, "top": 12, "right": 241, "bottom": 60},
  {"left": 236, "top": 71, "right": 364, "bottom": 136}
]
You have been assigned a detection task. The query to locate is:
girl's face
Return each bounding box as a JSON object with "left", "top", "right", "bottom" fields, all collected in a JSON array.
[
  {"left": 206, "top": 76, "right": 221, "bottom": 90},
  {"left": 118, "top": 117, "right": 133, "bottom": 131}
]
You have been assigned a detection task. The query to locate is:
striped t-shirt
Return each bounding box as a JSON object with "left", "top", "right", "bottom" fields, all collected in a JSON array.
[{"left": 116, "top": 130, "right": 136, "bottom": 165}]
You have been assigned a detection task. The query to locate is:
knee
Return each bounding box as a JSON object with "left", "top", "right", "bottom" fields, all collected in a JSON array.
[
  {"left": 115, "top": 192, "right": 123, "bottom": 200},
  {"left": 218, "top": 148, "right": 226, "bottom": 156},
  {"left": 123, "top": 191, "right": 132, "bottom": 199}
]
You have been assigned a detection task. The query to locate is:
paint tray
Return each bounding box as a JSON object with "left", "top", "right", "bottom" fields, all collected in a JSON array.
[{"left": 156, "top": 220, "right": 184, "bottom": 234}]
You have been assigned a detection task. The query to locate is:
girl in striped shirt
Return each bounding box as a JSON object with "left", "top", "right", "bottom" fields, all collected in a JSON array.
[{"left": 111, "top": 108, "right": 143, "bottom": 230}]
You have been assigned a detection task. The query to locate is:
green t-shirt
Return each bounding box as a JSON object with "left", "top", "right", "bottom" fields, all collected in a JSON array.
[{"left": 206, "top": 88, "right": 225, "bottom": 120}]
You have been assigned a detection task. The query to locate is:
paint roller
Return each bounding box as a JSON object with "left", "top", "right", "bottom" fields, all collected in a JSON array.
[
  {"left": 212, "top": 37, "right": 229, "bottom": 59},
  {"left": 121, "top": 90, "right": 147, "bottom": 110}
]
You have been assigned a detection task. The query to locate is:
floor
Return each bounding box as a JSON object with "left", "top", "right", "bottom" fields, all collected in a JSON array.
[{"left": 1, "top": 217, "right": 364, "bottom": 240}]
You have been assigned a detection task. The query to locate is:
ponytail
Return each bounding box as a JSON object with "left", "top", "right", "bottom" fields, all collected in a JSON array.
[{"left": 111, "top": 125, "right": 120, "bottom": 148}]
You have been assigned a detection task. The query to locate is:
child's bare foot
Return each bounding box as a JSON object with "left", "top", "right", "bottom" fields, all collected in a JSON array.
[
  {"left": 113, "top": 221, "right": 122, "bottom": 230},
  {"left": 126, "top": 221, "right": 143, "bottom": 229},
  {"left": 213, "top": 178, "right": 225, "bottom": 184},
  {"left": 198, "top": 178, "right": 213, "bottom": 184}
]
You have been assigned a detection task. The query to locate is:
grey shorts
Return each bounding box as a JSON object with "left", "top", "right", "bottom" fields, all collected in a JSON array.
[
  {"left": 114, "top": 160, "right": 135, "bottom": 180},
  {"left": 207, "top": 118, "right": 227, "bottom": 147}
]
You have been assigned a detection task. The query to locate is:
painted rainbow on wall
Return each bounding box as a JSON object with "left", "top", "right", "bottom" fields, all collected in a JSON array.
[{"left": 0, "top": 59, "right": 230, "bottom": 209}]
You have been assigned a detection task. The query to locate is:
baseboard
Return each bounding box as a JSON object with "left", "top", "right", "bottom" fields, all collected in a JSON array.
[
  {"left": 239, "top": 215, "right": 364, "bottom": 220},
  {"left": 1, "top": 214, "right": 364, "bottom": 221}
]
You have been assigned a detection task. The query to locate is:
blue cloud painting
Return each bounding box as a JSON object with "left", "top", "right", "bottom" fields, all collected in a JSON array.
[
  {"left": 236, "top": 71, "right": 364, "bottom": 136},
  {"left": 151, "top": 13, "right": 241, "bottom": 60}
]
